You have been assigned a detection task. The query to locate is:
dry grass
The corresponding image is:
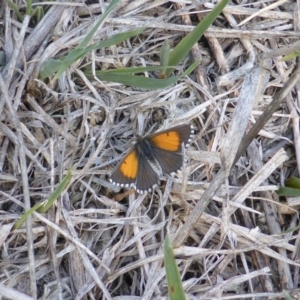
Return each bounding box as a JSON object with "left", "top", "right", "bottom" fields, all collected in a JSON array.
[{"left": 1, "top": 0, "right": 300, "bottom": 299}]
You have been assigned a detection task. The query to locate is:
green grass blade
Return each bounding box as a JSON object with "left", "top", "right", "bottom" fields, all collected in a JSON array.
[
  {"left": 276, "top": 187, "right": 300, "bottom": 197},
  {"left": 83, "top": 28, "right": 145, "bottom": 54},
  {"left": 37, "top": 165, "right": 75, "bottom": 213},
  {"left": 166, "top": 0, "right": 229, "bottom": 76},
  {"left": 31, "top": 6, "right": 44, "bottom": 23},
  {"left": 25, "top": 0, "right": 32, "bottom": 15},
  {"left": 159, "top": 40, "right": 171, "bottom": 78},
  {"left": 7, "top": 0, "right": 24, "bottom": 21},
  {"left": 79, "top": 0, "right": 121, "bottom": 49},
  {"left": 93, "top": 59, "right": 200, "bottom": 89},
  {"left": 280, "top": 223, "right": 300, "bottom": 235},
  {"left": 39, "top": 59, "right": 63, "bottom": 79},
  {"left": 282, "top": 50, "right": 300, "bottom": 61},
  {"left": 40, "top": 28, "right": 145, "bottom": 80},
  {"left": 164, "top": 234, "right": 186, "bottom": 300},
  {"left": 40, "top": 0, "right": 121, "bottom": 80},
  {"left": 277, "top": 176, "right": 300, "bottom": 196},
  {"left": 282, "top": 290, "right": 294, "bottom": 300},
  {"left": 40, "top": 49, "right": 88, "bottom": 80},
  {"left": 87, "top": 65, "right": 175, "bottom": 75},
  {"left": 96, "top": 73, "right": 177, "bottom": 89},
  {"left": 285, "top": 176, "right": 300, "bottom": 189},
  {"left": 14, "top": 202, "right": 44, "bottom": 230},
  {"left": 13, "top": 166, "right": 75, "bottom": 230}
]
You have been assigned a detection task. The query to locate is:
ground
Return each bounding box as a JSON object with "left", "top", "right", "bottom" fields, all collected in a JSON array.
[{"left": 0, "top": 1, "right": 300, "bottom": 299}]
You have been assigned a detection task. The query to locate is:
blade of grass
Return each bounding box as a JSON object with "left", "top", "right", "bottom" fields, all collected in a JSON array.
[
  {"left": 14, "top": 202, "right": 44, "bottom": 230},
  {"left": 39, "top": 28, "right": 145, "bottom": 80},
  {"left": 285, "top": 176, "right": 300, "bottom": 189},
  {"left": 96, "top": 73, "right": 177, "bottom": 89},
  {"left": 83, "top": 27, "right": 145, "bottom": 55},
  {"left": 25, "top": 0, "right": 32, "bottom": 15},
  {"left": 37, "top": 165, "right": 75, "bottom": 213},
  {"left": 78, "top": 0, "right": 121, "bottom": 49},
  {"left": 164, "top": 234, "right": 186, "bottom": 300},
  {"left": 159, "top": 40, "right": 171, "bottom": 78},
  {"left": 7, "top": 0, "right": 24, "bottom": 21},
  {"left": 276, "top": 187, "right": 300, "bottom": 197},
  {"left": 39, "top": 59, "right": 63, "bottom": 80},
  {"left": 45, "top": 0, "right": 121, "bottom": 80},
  {"left": 87, "top": 65, "right": 175, "bottom": 75},
  {"left": 94, "top": 60, "right": 200, "bottom": 89},
  {"left": 31, "top": 6, "right": 44, "bottom": 23},
  {"left": 166, "top": 0, "right": 229, "bottom": 76},
  {"left": 14, "top": 166, "right": 75, "bottom": 230},
  {"left": 282, "top": 50, "right": 300, "bottom": 61},
  {"left": 280, "top": 223, "right": 300, "bottom": 235},
  {"left": 282, "top": 290, "right": 295, "bottom": 300}
]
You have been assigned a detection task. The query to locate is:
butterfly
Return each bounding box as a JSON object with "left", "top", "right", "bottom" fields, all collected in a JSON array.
[{"left": 110, "top": 124, "right": 193, "bottom": 194}]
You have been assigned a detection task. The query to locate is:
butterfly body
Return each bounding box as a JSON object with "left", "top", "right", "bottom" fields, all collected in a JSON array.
[{"left": 110, "top": 124, "right": 193, "bottom": 194}]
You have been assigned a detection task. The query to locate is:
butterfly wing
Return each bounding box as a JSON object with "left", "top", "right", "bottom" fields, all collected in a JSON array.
[
  {"left": 110, "top": 147, "right": 139, "bottom": 188},
  {"left": 135, "top": 153, "right": 159, "bottom": 193},
  {"left": 110, "top": 124, "right": 193, "bottom": 193},
  {"left": 110, "top": 146, "right": 159, "bottom": 193},
  {"left": 149, "top": 148, "right": 184, "bottom": 174},
  {"left": 147, "top": 124, "right": 193, "bottom": 152},
  {"left": 146, "top": 124, "right": 193, "bottom": 173}
]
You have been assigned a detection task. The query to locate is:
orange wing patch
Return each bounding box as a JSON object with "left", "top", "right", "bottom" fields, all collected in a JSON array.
[
  {"left": 119, "top": 149, "right": 139, "bottom": 179},
  {"left": 151, "top": 131, "right": 181, "bottom": 151}
]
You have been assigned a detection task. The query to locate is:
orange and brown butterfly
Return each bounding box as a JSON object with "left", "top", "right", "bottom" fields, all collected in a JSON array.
[{"left": 110, "top": 124, "right": 194, "bottom": 194}]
